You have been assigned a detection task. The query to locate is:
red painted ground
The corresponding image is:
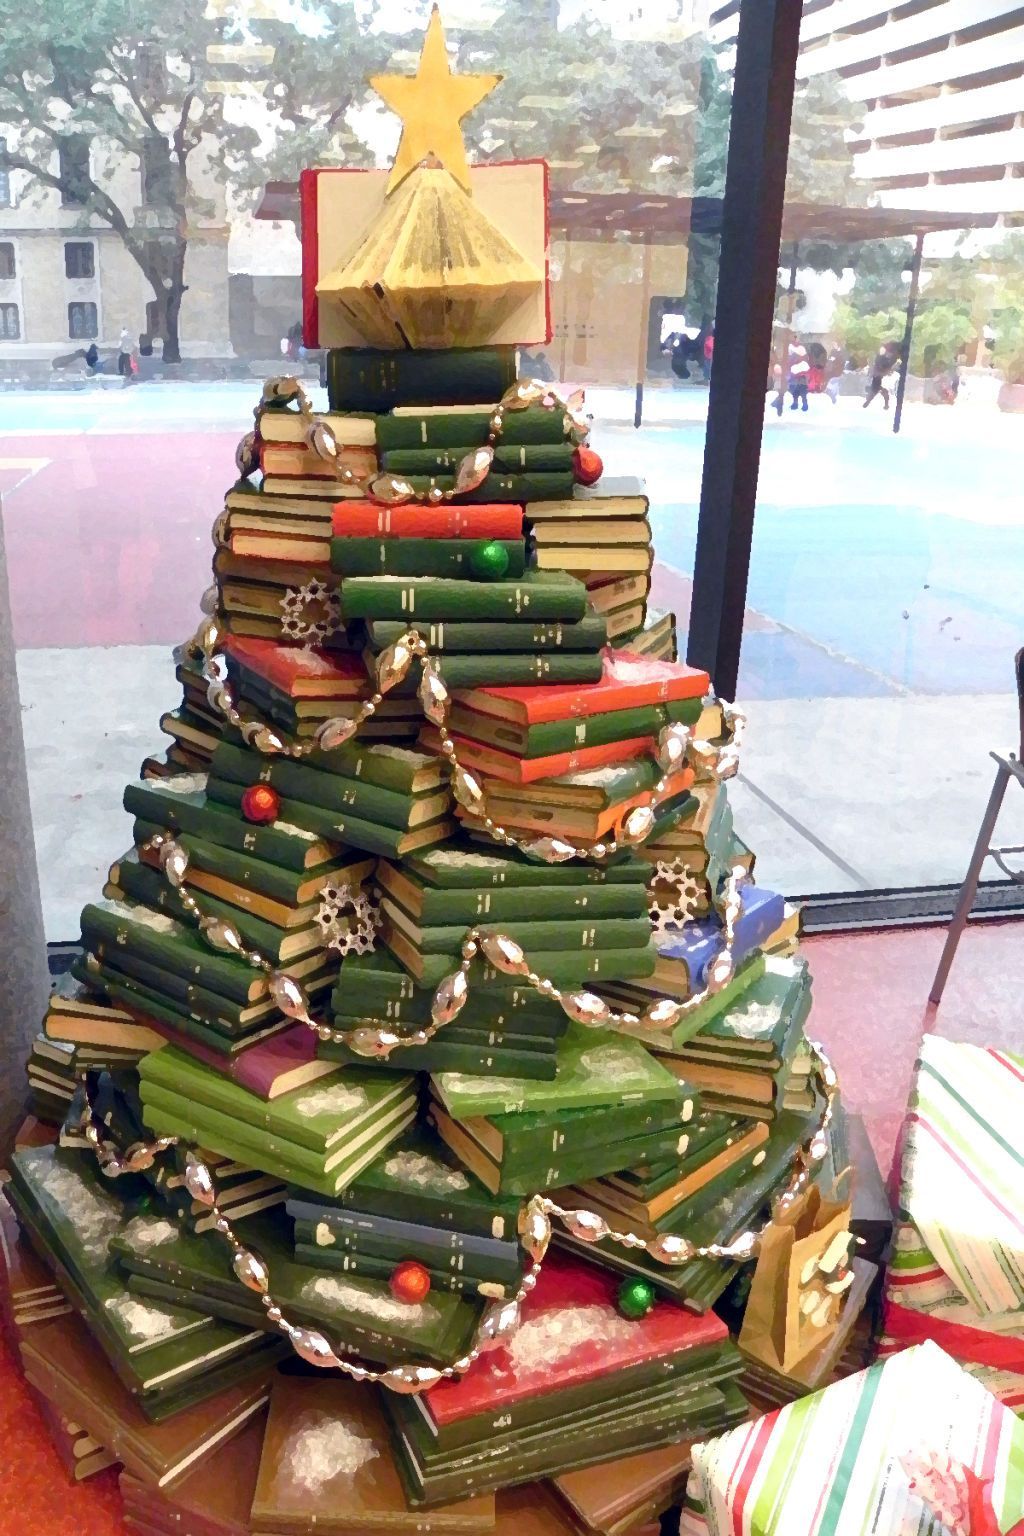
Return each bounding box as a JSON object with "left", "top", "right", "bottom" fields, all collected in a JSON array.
[
  {"left": 2, "top": 433, "right": 237, "bottom": 650},
  {"left": 2, "top": 917, "right": 1021, "bottom": 1529}
]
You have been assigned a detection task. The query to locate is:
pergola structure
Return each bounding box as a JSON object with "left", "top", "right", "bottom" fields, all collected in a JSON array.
[{"left": 257, "top": 181, "right": 996, "bottom": 433}]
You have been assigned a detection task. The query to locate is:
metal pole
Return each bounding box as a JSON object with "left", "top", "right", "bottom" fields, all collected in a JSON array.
[
  {"left": 0, "top": 500, "right": 50, "bottom": 1155},
  {"left": 893, "top": 230, "right": 924, "bottom": 436},
  {"left": 785, "top": 241, "right": 799, "bottom": 330},
  {"left": 686, "top": 0, "right": 804, "bottom": 699},
  {"left": 634, "top": 235, "right": 653, "bottom": 430}
]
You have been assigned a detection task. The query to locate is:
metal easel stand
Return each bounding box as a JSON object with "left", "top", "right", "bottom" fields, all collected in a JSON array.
[{"left": 929, "top": 751, "right": 1024, "bottom": 1004}]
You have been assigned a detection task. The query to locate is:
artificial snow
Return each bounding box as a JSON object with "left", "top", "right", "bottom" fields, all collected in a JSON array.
[
  {"left": 34, "top": 1154, "right": 123, "bottom": 1264},
  {"left": 383, "top": 1149, "right": 470, "bottom": 1194},
  {"left": 301, "top": 1274, "right": 439, "bottom": 1328},
  {"left": 507, "top": 1303, "right": 635, "bottom": 1375},
  {"left": 287, "top": 1411, "right": 379, "bottom": 1490},
  {"left": 104, "top": 1293, "right": 189, "bottom": 1342},
  {"left": 292, "top": 1082, "right": 368, "bottom": 1120},
  {"left": 120, "top": 1214, "right": 180, "bottom": 1250}
]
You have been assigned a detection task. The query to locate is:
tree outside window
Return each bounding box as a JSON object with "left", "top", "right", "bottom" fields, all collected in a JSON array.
[{"left": 0, "top": 138, "right": 9, "bottom": 208}]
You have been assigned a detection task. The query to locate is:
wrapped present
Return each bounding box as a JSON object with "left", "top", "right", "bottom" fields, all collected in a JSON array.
[
  {"left": 690, "top": 1341, "right": 1024, "bottom": 1536},
  {"left": 881, "top": 1036, "right": 1024, "bottom": 1407}
]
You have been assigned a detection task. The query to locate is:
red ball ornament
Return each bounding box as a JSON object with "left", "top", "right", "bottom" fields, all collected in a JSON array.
[
  {"left": 389, "top": 1260, "right": 432, "bottom": 1304},
  {"left": 240, "top": 783, "right": 280, "bottom": 825},
  {"left": 572, "top": 444, "right": 604, "bottom": 486}
]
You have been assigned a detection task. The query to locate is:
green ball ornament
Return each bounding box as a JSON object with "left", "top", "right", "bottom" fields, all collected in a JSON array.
[
  {"left": 617, "top": 1277, "right": 657, "bottom": 1320},
  {"left": 469, "top": 539, "right": 510, "bottom": 580}
]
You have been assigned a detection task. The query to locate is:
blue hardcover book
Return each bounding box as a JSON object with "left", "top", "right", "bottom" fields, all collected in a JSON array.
[{"left": 656, "top": 887, "right": 786, "bottom": 989}]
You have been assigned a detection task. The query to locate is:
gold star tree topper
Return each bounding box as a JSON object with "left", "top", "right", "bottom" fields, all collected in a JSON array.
[{"left": 370, "top": 6, "right": 502, "bottom": 195}]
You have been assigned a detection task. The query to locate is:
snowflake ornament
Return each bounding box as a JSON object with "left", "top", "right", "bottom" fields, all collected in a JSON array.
[
  {"left": 316, "top": 884, "right": 379, "bottom": 956},
  {"left": 649, "top": 859, "right": 703, "bottom": 937},
  {"left": 280, "top": 582, "right": 342, "bottom": 647}
]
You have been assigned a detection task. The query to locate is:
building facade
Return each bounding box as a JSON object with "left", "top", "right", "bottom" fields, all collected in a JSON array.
[
  {"left": 0, "top": 135, "right": 232, "bottom": 366},
  {"left": 710, "top": 0, "right": 1024, "bottom": 221}
]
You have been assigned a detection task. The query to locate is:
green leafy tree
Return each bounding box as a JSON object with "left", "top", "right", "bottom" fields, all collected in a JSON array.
[{"left": 0, "top": 0, "right": 380, "bottom": 360}]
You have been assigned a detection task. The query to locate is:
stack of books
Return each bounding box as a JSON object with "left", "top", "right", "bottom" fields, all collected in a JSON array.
[
  {"left": 376, "top": 402, "right": 576, "bottom": 504},
  {"left": 381, "top": 1251, "right": 745, "bottom": 1505},
  {"left": 526, "top": 480, "right": 652, "bottom": 648},
  {"left": 222, "top": 635, "right": 423, "bottom": 742},
  {"left": 137, "top": 1046, "right": 418, "bottom": 1198},
  {"left": 207, "top": 736, "right": 454, "bottom": 859},
  {"left": 426, "top": 1028, "right": 697, "bottom": 1196},
  {"left": 0, "top": 1186, "right": 71, "bottom": 1347},
  {"left": 143, "top": 649, "right": 225, "bottom": 779},
  {"left": 325, "top": 946, "right": 571, "bottom": 1079},
  {"left": 43, "top": 972, "right": 164, "bottom": 1057}
]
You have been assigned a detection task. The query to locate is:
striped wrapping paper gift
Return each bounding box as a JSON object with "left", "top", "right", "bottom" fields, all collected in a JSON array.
[
  {"left": 691, "top": 1342, "right": 1024, "bottom": 1536},
  {"left": 881, "top": 1037, "right": 1024, "bottom": 1403}
]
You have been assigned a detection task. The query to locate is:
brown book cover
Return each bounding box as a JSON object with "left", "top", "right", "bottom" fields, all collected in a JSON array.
[
  {"left": 0, "top": 1186, "right": 69, "bottom": 1350},
  {"left": 551, "top": 1440, "right": 693, "bottom": 1536},
  {"left": 20, "top": 1312, "right": 272, "bottom": 1488},
  {"left": 28, "top": 1383, "right": 119, "bottom": 1483},
  {"left": 493, "top": 1485, "right": 580, "bottom": 1536},
  {"left": 120, "top": 1412, "right": 266, "bottom": 1536},
  {"left": 250, "top": 1375, "right": 496, "bottom": 1534}
]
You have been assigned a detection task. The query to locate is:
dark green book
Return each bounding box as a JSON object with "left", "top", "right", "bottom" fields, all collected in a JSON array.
[
  {"left": 382, "top": 933, "right": 658, "bottom": 990},
  {"left": 319, "top": 1127, "right": 521, "bottom": 1239},
  {"left": 129, "top": 821, "right": 346, "bottom": 910},
  {"left": 213, "top": 734, "right": 446, "bottom": 796},
  {"left": 288, "top": 1206, "right": 523, "bottom": 1287},
  {"left": 406, "top": 843, "right": 650, "bottom": 889},
  {"left": 106, "top": 852, "right": 327, "bottom": 966},
  {"left": 206, "top": 779, "right": 451, "bottom": 862},
  {"left": 208, "top": 742, "right": 444, "bottom": 828},
  {"left": 375, "top": 405, "right": 568, "bottom": 452},
  {"left": 405, "top": 470, "right": 574, "bottom": 504},
  {"left": 330, "top": 538, "right": 526, "bottom": 579},
  {"left": 449, "top": 697, "right": 704, "bottom": 758},
  {"left": 682, "top": 956, "right": 811, "bottom": 1065},
  {"left": 124, "top": 779, "right": 338, "bottom": 872},
  {"left": 86, "top": 946, "right": 333, "bottom": 1033},
  {"left": 338, "top": 569, "right": 587, "bottom": 624},
  {"left": 290, "top": 1242, "right": 508, "bottom": 1298},
  {"left": 375, "top": 858, "right": 648, "bottom": 926},
  {"left": 330, "top": 950, "right": 567, "bottom": 1029},
  {"left": 319, "top": 1036, "right": 558, "bottom": 1081},
  {"left": 383, "top": 904, "right": 653, "bottom": 958},
  {"left": 366, "top": 614, "right": 608, "bottom": 653},
  {"left": 382, "top": 444, "right": 574, "bottom": 475},
  {"left": 72, "top": 960, "right": 293, "bottom": 1057},
  {"left": 82, "top": 900, "right": 282, "bottom": 1007},
  {"left": 327, "top": 347, "right": 517, "bottom": 413},
  {"left": 421, "top": 652, "right": 605, "bottom": 689}
]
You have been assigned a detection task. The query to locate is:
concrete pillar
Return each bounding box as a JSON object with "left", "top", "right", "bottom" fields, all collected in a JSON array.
[{"left": 0, "top": 499, "right": 50, "bottom": 1153}]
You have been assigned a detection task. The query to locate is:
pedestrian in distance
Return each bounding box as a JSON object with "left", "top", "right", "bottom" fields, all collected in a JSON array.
[
  {"left": 118, "top": 325, "right": 136, "bottom": 385},
  {"left": 787, "top": 342, "right": 810, "bottom": 412},
  {"left": 864, "top": 343, "right": 898, "bottom": 411}
]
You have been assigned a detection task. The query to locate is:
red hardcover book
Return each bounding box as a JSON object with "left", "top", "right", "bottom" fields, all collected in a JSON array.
[
  {"left": 144, "top": 1019, "right": 339, "bottom": 1101},
  {"left": 455, "top": 651, "right": 710, "bottom": 726},
  {"left": 418, "top": 725, "right": 656, "bottom": 785},
  {"left": 221, "top": 637, "right": 368, "bottom": 699},
  {"left": 420, "top": 1251, "right": 726, "bottom": 1428},
  {"left": 332, "top": 501, "right": 524, "bottom": 540}
]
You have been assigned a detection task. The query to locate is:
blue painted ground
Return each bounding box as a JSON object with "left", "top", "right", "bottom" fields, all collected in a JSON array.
[{"left": 597, "top": 399, "right": 1024, "bottom": 701}]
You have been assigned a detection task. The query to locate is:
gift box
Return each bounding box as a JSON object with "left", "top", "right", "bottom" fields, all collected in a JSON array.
[
  {"left": 689, "top": 1341, "right": 1024, "bottom": 1536},
  {"left": 881, "top": 1035, "right": 1024, "bottom": 1408}
]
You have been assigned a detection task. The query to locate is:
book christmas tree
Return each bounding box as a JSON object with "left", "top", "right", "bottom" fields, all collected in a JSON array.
[{"left": 9, "top": 10, "right": 1020, "bottom": 1535}]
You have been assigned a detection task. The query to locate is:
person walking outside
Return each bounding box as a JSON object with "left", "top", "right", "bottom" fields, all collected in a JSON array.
[
  {"left": 864, "top": 343, "right": 898, "bottom": 411},
  {"left": 787, "top": 342, "right": 810, "bottom": 412},
  {"left": 118, "top": 326, "right": 136, "bottom": 384},
  {"left": 701, "top": 327, "right": 715, "bottom": 383}
]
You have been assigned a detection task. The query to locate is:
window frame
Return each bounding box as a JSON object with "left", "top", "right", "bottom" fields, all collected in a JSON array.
[
  {"left": 0, "top": 302, "right": 21, "bottom": 340},
  {"left": 0, "top": 241, "right": 15, "bottom": 280},
  {"left": 59, "top": 136, "right": 91, "bottom": 208},
  {"left": 67, "top": 300, "right": 99, "bottom": 339},
  {"left": 64, "top": 240, "right": 96, "bottom": 280}
]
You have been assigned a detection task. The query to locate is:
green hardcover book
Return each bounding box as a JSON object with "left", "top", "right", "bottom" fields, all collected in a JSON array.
[
  {"left": 443, "top": 1091, "right": 696, "bottom": 1175},
  {"left": 382, "top": 901, "right": 654, "bottom": 957},
  {"left": 448, "top": 697, "right": 704, "bottom": 758},
  {"left": 206, "top": 778, "right": 452, "bottom": 862},
  {"left": 123, "top": 779, "right": 337, "bottom": 872},
  {"left": 208, "top": 741, "right": 448, "bottom": 829},
  {"left": 608, "top": 1110, "right": 755, "bottom": 1198},
  {"left": 375, "top": 405, "right": 568, "bottom": 452},
  {"left": 139, "top": 1089, "right": 417, "bottom": 1198},
  {"left": 383, "top": 932, "right": 658, "bottom": 990},
  {"left": 322, "top": 1128, "right": 521, "bottom": 1239},
  {"left": 330, "top": 950, "right": 567, "bottom": 1030},
  {"left": 327, "top": 347, "right": 517, "bottom": 413},
  {"left": 73, "top": 961, "right": 293, "bottom": 1057},
  {"left": 210, "top": 735, "right": 446, "bottom": 796},
  {"left": 406, "top": 843, "right": 651, "bottom": 890},
  {"left": 382, "top": 444, "right": 574, "bottom": 475},
  {"left": 330, "top": 538, "right": 526, "bottom": 579},
  {"left": 289, "top": 1242, "right": 510, "bottom": 1299},
  {"left": 404, "top": 470, "right": 574, "bottom": 504},
  {"left": 112, "top": 1210, "right": 481, "bottom": 1367},
  {"left": 418, "top": 652, "right": 605, "bottom": 689},
  {"left": 86, "top": 946, "right": 334, "bottom": 1033},
  {"left": 338, "top": 569, "right": 588, "bottom": 624},
  {"left": 105, "top": 853, "right": 327, "bottom": 966},
  {"left": 319, "top": 1037, "right": 558, "bottom": 1082},
  {"left": 366, "top": 614, "right": 608, "bottom": 654},
  {"left": 138, "top": 1047, "right": 414, "bottom": 1157},
  {"left": 81, "top": 900, "right": 283, "bottom": 1007},
  {"left": 622, "top": 953, "right": 769, "bottom": 1051},
  {"left": 431, "top": 1026, "right": 691, "bottom": 1121},
  {"left": 130, "top": 821, "right": 346, "bottom": 909},
  {"left": 289, "top": 1214, "right": 524, "bottom": 1288},
  {"left": 681, "top": 956, "right": 811, "bottom": 1063},
  {"left": 375, "top": 858, "right": 649, "bottom": 926}
]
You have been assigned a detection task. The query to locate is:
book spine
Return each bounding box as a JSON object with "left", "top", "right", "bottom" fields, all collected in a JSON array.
[
  {"left": 138, "top": 1084, "right": 329, "bottom": 1177},
  {"left": 108, "top": 859, "right": 291, "bottom": 964},
  {"left": 291, "top": 1243, "right": 510, "bottom": 1296},
  {"left": 331, "top": 972, "right": 559, "bottom": 1026},
  {"left": 123, "top": 787, "right": 315, "bottom": 872},
  {"left": 213, "top": 736, "right": 420, "bottom": 796},
  {"left": 404, "top": 471, "right": 575, "bottom": 505},
  {"left": 430, "top": 653, "right": 604, "bottom": 689},
  {"left": 376, "top": 406, "right": 568, "bottom": 451},
  {"left": 205, "top": 780, "right": 439, "bottom": 860},
  {"left": 93, "top": 949, "right": 254, "bottom": 1030},
  {"left": 382, "top": 444, "right": 574, "bottom": 475},
  {"left": 139, "top": 1059, "right": 327, "bottom": 1155},
  {"left": 332, "top": 502, "right": 524, "bottom": 540},
  {"left": 400, "top": 941, "right": 658, "bottom": 990},
  {"left": 338, "top": 577, "right": 587, "bottom": 623},
  {"left": 387, "top": 913, "right": 654, "bottom": 956},
  {"left": 207, "top": 756, "right": 423, "bottom": 830},
  {"left": 132, "top": 821, "right": 307, "bottom": 907},
  {"left": 80, "top": 904, "right": 256, "bottom": 1004},
  {"left": 329, "top": 538, "right": 526, "bottom": 579},
  {"left": 367, "top": 615, "right": 607, "bottom": 653},
  {"left": 290, "top": 1224, "right": 524, "bottom": 1284},
  {"left": 405, "top": 881, "right": 649, "bottom": 926},
  {"left": 327, "top": 347, "right": 518, "bottom": 413},
  {"left": 318, "top": 1037, "right": 558, "bottom": 1080}
]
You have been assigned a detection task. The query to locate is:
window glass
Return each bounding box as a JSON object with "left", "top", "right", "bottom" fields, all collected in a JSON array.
[
  {"left": 68, "top": 300, "right": 98, "bottom": 338},
  {"left": 0, "top": 241, "right": 14, "bottom": 279},
  {"left": 0, "top": 301, "right": 19, "bottom": 338},
  {"left": 64, "top": 241, "right": 95, "bottom": 280}
]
